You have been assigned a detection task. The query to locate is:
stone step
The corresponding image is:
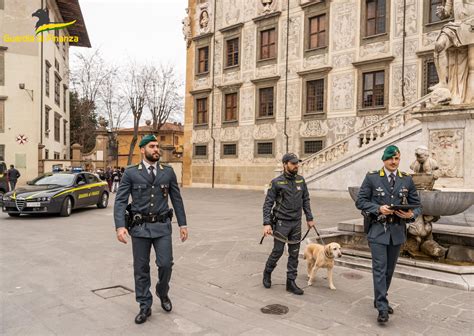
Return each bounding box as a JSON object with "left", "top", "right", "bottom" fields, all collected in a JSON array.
[
  {"left": 335, "top": 254, "right": 473, "bottom": 291},
  {"left": 341, "top": 247, "right": 474, "bottom": 275}
]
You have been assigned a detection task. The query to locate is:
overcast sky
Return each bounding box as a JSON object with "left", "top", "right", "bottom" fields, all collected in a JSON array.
[
  {"left": 73, "top": 0, "right": 187, "bottom": 74},
  {"left": 71, "top": 0, "right": 188, "bottom": 125}
]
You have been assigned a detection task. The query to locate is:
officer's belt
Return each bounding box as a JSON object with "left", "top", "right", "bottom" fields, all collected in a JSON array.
[
  {"left": 136, "top": 210, "right": 172, "bottom": 224},
  {"left": 376, "top": 214, "right": 401, "bottom": 224},
  {"left": 141, "top": 213, "right": 169, "bottom": 223}
]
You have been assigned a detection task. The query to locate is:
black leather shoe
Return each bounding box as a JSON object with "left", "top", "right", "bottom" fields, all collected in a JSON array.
[
  {"left": 286, "top": 279, "right": 304, "bottom": 295},
  {"left": 377, "top": 311, "right": 389, "bottom": 324},
  {"left": 373, "top": 301, "right": 394, "bottom": 314},
  {"left": 159, "top": 296, "right": 172, "bottom": 312},
  {"left": 134, "top": 308, "right": 151, "bottom": 324},
  {"left": 263, "top": 271, "right": 272, "bottom": 288}
]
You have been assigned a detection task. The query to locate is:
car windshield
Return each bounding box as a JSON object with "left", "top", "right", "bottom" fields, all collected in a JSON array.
[{"left": 33, "top": 174, "right": 75, "bottom": 186}]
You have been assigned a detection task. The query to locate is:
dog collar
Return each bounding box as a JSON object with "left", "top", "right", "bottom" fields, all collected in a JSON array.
[{"left": 325, "top": 248, "right": 335, "bottom": 259}]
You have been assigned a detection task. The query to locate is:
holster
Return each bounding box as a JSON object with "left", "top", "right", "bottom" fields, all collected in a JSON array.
[
  {"left": 124, "top": 204, "right": 135, "bottom": 231},
  {"left": 361, "top": 211, "right": 373, "bottom": 234}
]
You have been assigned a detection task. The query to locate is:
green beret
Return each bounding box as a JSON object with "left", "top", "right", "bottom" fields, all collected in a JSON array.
[
  {"left": 382, "top": 145, "right": 400, "bottom": 161},
  {"left": 139, "top": 134, "right": 158, "bottom": 148}
]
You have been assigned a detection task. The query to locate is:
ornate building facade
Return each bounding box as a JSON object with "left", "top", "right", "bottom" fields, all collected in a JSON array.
[{"left": 182, "top": 0, "right": 448, "bottom": 189}]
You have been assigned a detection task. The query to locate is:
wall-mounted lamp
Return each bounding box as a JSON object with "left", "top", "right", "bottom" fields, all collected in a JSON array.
[{"left": 19, "top": 83, "right": 34, "bottom": 101}]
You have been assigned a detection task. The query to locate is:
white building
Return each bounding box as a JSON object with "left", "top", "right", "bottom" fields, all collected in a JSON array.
[{"left": 0, "top": 0, "right": 90, "bottom": 183}]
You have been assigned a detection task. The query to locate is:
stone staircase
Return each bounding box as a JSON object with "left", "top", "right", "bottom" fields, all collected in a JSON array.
[{"left": 301, "top": 94, "right": 433, "bottom": 186}]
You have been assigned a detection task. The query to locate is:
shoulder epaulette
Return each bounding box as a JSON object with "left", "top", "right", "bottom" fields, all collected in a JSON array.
[
  {"left": 367, "top": 170, "right": 378, "bottom": 175},
  {"left": 125, "top": 163, "right": 140, "bottom": 170},
  {"left": 401, "top": 171, "right": 410, "bottom": 177},
  {"left": 159, "top": 163, "right": 173, "bottom": 171}
]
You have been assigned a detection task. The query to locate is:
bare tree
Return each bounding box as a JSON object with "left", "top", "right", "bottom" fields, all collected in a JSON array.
[
  {"left": 122, "top": 63, "right": 149, "bottom": 165},
  {"left": 70, "top": 49, "right": 111, "bottom": 152},
  {"left": 99, "top": 68, "right": 130, "bottom": 132},
  {"left": 71, "top": 49, "right": 110, "bottom": 111},
  {"left": 145, "top": 64, "right": 182, "bottom": 133}
]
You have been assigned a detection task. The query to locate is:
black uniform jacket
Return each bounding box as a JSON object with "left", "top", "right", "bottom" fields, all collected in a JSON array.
[{"left": 263, "top": 173, "right": 314, "bottom": 225}]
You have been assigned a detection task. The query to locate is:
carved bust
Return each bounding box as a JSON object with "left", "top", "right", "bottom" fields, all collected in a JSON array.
[
  {"left": 200, "top": 10, "right": 210, "bottom": 31},
  {"left": 410, "top": 145, "right": 440, "bottom": 178},
  {"left": 261, "top": 0, "right": 275, "bottom": 14},
  {"left": 410, "top": 146, "right": 441, "bottom": 190}
]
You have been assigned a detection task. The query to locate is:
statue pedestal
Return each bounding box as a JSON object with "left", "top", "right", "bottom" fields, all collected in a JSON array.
[{"left": 412, "top": 106, "right": 474, "bottom": 190}]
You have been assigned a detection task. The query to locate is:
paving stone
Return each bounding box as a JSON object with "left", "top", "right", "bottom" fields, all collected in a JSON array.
[{"left": 1, "top": 189, "right": 472, "bottom": 335}]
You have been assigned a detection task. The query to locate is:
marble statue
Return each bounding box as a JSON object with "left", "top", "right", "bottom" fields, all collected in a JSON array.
[
  {"left": 431, "top": 0, "right": 474, "bottom": 105},
  {"left": 402, "top": 148, "right": 448, "bottom": 259},
  {"left": 182, "top": 8, "right": 192, "bottom": 49}
]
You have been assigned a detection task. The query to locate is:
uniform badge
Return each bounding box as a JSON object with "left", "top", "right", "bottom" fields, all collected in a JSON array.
[
  {"left": 376, "top": 187, "right": 384, "bottom": 192},
  {"left": 297, "top": 186, "right": 302, "bottom": 191}
]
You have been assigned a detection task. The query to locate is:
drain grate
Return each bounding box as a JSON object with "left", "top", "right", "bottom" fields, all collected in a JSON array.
[
  {"left": 260, "top": 304, "right": 289, "bottom": 315},
  {"left": 341, "top": 272, "right": 364, "bottom": 280},
  {"left": 92, "top": 285, "right": 134, "bottom": 299}
]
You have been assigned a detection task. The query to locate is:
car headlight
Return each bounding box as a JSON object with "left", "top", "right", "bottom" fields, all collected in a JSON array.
[
  {"left": 29, "top": 197, "right": 51, "bottom": 202},
  {"left": 2, "top": 195, "right": 10, "bottom": 201}
]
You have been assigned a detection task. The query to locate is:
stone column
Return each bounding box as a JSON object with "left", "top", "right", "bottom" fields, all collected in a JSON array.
[
  {"left": 94, "top": 132, "right": 109, "bottom": 170},
  {"left": 71, "top": 143, "right": 83, "bottom": 168}
]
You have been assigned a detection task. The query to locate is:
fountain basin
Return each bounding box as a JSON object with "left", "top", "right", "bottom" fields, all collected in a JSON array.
[
  {"left": 348, "top": 186, "right": 474, "bottom": 217},
  {"left": 303, "top": 225, "right": 474, "bottom": 290}
]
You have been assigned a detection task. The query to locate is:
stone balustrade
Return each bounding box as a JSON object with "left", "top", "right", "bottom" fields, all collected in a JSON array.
[{"left": 301, "top": 94, "right": 432, "bottom": 177}]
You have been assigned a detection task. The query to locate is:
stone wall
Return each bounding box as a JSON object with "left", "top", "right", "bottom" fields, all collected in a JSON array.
[{"left": 192, "top": 164, "right": 275, "bottom": 189}]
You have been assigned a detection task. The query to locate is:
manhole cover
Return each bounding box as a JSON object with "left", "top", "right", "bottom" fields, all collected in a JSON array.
[
  {"left": 92, "top": 285, "right": 134, "bottom": 299},
  {"left": 260, "top": 304, "right": 289, "bottom": 315},
  {"left": 341, "top": 272, "right": 364, "bottom": 280}
]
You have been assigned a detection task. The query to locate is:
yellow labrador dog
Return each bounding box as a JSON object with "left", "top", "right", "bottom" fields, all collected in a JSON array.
[{"left": 304, "top": 242, "right": 342, "bottom": 290}]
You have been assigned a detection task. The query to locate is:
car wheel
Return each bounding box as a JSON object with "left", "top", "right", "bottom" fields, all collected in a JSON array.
[
  {"left": 8, "top": 213, "right": 21, "bottom": 217},
  {"left": 97, "top": 192, "right": 109, "bottom": 209},
  {"left": 59, "top": 197, "right": 72, "bottom": 217}
]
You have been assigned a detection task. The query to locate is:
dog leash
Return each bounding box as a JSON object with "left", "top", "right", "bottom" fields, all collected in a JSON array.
[
  {"left": 312, "top": 226, "right": 326, "bottom": 245},
  {"left": 260, "top": 224, "right": 327, "bottom": 245},
  {"left": 259, "top": 227, "right": 311, "bottom": 245}
]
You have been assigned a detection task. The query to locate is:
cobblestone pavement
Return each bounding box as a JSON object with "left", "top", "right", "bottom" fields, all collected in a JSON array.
[{"left": 1, "top": 188, "right": 473, "bottom": 335}]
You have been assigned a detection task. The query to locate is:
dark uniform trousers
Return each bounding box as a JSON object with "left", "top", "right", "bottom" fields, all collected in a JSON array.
[
  {"left": 264, "top": 220, "right": 302, "bottom": 280},
  {"left": 369, "top": 236, "right": 401, "bottom": 312},
  {"left": 132, "top": 229, "right": 173, "bottom": 310}
]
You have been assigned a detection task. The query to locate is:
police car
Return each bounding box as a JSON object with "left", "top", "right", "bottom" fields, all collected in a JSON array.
[{"left": 2, "top": 172, "right": 109, "bottom": 217}]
